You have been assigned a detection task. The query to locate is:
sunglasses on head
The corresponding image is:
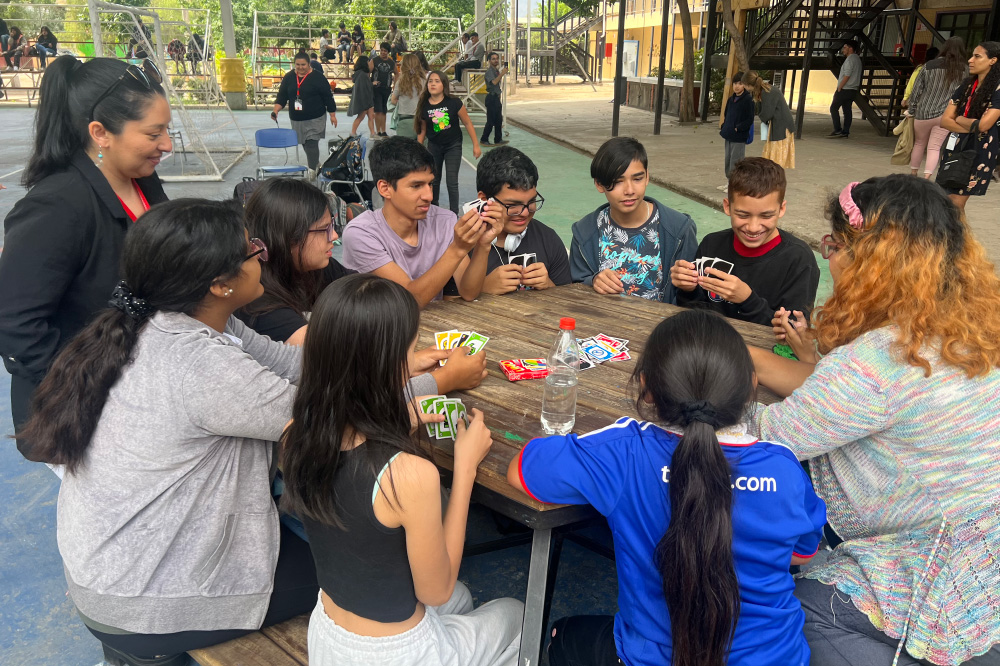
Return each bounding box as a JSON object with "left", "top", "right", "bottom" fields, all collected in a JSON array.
[{"left": 88, "top": 58, "right": 163, "bottom": 123}]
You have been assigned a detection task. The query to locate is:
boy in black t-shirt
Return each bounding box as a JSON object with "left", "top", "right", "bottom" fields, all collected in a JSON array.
[
  {"left": 475, "top": 146, "right": 571, "bottom": 294},
  {"left": 670, "top": 157, "right": 819, "bottom": 326},
  {"left": 370, "top": 42, "right": 397, "bottom": 137}
]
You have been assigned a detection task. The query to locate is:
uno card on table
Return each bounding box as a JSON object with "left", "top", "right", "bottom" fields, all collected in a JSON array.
[
  {"left": 419, "top": 395, "right": 446, "bottom": 438},
  {"left": 579, "top": 337, "right": 617, "bottom": 363}
]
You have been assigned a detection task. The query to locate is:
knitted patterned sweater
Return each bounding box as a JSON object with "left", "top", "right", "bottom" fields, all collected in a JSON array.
[{"left": 754, "top": 327, "right": 1000, "bottom": 665}]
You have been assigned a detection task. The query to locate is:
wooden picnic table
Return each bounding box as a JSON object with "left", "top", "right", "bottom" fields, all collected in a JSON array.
[{"left": 192, "top": 283, "right": 781, "bottom": 666}]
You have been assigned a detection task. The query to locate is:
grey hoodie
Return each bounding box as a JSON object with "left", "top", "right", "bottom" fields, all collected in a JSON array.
[{"left": 58, "top": 312, "right": 300, "bottom": 635}]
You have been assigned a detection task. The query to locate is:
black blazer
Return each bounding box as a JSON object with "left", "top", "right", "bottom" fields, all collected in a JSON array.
[{"left": 0, "top": 152, "right": 168, "bottom": 451}]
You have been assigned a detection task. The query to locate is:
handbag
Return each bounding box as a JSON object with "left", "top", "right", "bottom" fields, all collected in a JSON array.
[
  {"left": 760, "top": 121, "right": 769, "bottom": 142},
  {"left": 746, "top": 122, "right": 754, "bottom": 145},
  {"left": 388, "top": 96, "right": 399, "bottom": 131},
  {"left": 936, "top": 120, "right": 980, "bottom": 190}
]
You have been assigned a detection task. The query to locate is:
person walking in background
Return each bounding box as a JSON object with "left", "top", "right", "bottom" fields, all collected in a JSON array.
[
  {"left": 370, "top": 43, "right": 397, "bottom": 137},
  {"left": 33, "top": 26, "right": 57, "bottom": 69},
  {"left": 906, "top": 37, "right": 967, "bottom": 179},
  {"left": 348, "top": 55, "right": 376, "bottom": 137},
  {"left": 829, "top": 40, "right": 862, "bottom": 138},
  {"left": 746, "top": 71, "right": 796, "bottom": 169},
  {"left": 415, "top": 70, "right": 483, "bottom": 214},
  {"left": 903, "top": 46, "right": 939, "bottom": 108},
  {"left": 272, "top": 51, "right": 338, "bottom": 176},
  {"left": 392, "top": 53, "right": 427, "bottom": 139},
  {"left": 481, "top": 52, "right": 508, "bottom": 147},
  {"left": 940, "top": 41, "right": 1000, "bottom": 212},
  {"left": 454, "top": 32, "right": 484, "bottom": 85},
  {"left": 719, "top": 72, "right": 754, "bottom": 179},
  {"left": 383, "top": 21, "right": 407, "bottom": 59}
]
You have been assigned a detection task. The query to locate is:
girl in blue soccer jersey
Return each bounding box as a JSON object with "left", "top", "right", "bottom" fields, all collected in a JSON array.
[{"left": 507, "top": 309, "right": 826, "bottom": 666}]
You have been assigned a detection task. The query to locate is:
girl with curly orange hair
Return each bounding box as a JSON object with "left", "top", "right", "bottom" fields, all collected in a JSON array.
[{"left": 747, "top": 174, "right": 1000, "bottom": 666}]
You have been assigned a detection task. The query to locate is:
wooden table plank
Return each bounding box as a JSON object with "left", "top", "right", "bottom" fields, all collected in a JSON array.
[
  {"left": 421, "top": 285, "right": 782, "bottom": 509},
  {"left": 189, "top": 628, "right": 304, "bottom": 666},
  {"left": 260, "top": 614, "right": 310, "bottom": 663}
]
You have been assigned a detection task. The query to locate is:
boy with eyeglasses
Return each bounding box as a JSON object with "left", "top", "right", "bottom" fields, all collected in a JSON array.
[{"left": 473, "top": 146, "right": 571, "bottom": 294}]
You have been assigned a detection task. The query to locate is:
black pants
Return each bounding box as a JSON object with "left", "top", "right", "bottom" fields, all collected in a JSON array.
[
  {"left": 454, "top": 59, "right": 481, "bottom": 84},
  {"left": 830, "top": 89, "right": 858, "bottom": 135},
  {"left": 482, "top": 93, "right": 503, "bottom": 143},
  {"left": 548, "top": 615, "right": 621, "bottom": 666},
  {"left": 428, "top": 139, "right": 463, "bottom": 214},
  {"left": 87, "top": 522, "right": 318, "bottom": 658}
]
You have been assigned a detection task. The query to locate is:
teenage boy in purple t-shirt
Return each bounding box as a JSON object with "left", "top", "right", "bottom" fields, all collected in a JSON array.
[{"left": 342, "top": 136, "right": 502, "bottom": 308}]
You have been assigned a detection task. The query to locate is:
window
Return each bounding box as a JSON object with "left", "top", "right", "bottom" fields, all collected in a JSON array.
[{"left": 935, "top": 11, "right": 988, "bottom": 51}]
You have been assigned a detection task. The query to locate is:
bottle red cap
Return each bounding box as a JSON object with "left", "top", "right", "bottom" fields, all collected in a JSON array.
[{"left": 559, "top": 317, "right": 576, "bottom": 330}]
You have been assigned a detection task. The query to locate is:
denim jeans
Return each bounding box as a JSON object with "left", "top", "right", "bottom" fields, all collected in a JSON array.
[
  {"left": 830, "top": 89, "right": 859, "bottom": 135},
  {"left": 34, "top": 44, "right": 56, "bottom": 67}
]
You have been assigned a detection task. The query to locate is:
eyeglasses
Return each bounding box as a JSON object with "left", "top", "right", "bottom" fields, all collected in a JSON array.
[
  {"left": 246, "top": 237, "right": 269, "bottom": 262},
  {"left": 493, "top": 194, "right": 545, "bottom": 216},
  {"left": 820, "top": 234, "right": 845, "bottom": 260},
  {"left": 88, "top": 58, "right": 163, "bottom": 123},
  {"left": 308, "top": 221, "right": 337, "bottom": 242}
]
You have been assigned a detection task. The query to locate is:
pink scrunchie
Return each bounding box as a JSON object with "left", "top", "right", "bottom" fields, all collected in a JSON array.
[{"left": 839, "top": 182, "right": 864, "bottom": 229}]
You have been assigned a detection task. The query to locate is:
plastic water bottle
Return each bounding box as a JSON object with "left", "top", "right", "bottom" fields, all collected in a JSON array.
[{"left": 541, "top": 317, "right": 580, "bottom": 435}]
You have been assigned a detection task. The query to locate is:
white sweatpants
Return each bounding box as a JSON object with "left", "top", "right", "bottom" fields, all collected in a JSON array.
[{"left": 307, "top": 582, "right": 523, "bottom": 666}]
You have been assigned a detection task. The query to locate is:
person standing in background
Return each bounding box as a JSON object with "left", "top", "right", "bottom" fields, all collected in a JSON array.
[
  {"left": 719, "top": 72, "right": 754, "bottom": 178},
  {"left": 745, "top": 71, "right": 796, "bottom": 169},
  {"left": 392, "top": 53, "right": 428, "bottom": 139},
  {"left": 481, "top": 52, "right": 508, "bottom": 147},
  {"left": 370, "top": 43, "right": 397, "bottom": 138},
  {"left": 906, "top": 37, "right": 967, "bottom": 179},
  {"left": 903, "top": 46, "right": 939, "bottom": 108},
  {"left": 272, "top": 51, "right": 338, "bottom": 176},
  {"left": 829, "top": 40, "right": 862, "bottom": 138}
]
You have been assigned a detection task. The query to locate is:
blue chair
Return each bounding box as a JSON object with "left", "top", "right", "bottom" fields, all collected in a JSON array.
[{"left": 255, "top": 128, "right": 309, "bottom": 180}]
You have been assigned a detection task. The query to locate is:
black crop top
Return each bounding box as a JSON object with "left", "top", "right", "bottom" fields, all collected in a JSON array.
[{"left": 302, "top": 442, "right": 418, "bottom": 623}]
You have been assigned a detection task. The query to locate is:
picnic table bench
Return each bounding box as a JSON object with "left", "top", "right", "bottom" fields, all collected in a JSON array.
[{"left": 190, "top": 284, "right": 780, "bottom": 665}]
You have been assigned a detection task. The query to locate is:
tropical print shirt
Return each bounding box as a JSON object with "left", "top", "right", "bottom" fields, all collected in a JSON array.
[{"left": 597, "top": 207, "right": 662, "bottom": 299}]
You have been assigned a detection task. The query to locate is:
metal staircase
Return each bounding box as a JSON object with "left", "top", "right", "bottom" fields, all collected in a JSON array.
[
  {"left": 710, "top": 0, "right": 923, "bottom": 135},
  {"left": 516, "top": 7, "right": 602, "bottom": 85}
]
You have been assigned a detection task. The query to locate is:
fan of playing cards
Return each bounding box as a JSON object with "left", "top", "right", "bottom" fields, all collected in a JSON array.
[
  {"left": 419, "top": 396, "right": 469, "bottom": 440},
  {"left": 434, "top": 329, "right": 490, "bottom": 365},
  {"left": 577, "top": 333, "right": 630, "bottom": 369},
  {"left": 695, "top": 257, "right": 734, "bottom": 277}
]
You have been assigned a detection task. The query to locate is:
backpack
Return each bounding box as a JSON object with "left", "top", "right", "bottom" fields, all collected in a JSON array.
[
  {"left": 233, "top": 177, "right": 264, "bottom": 207},
  {"left": 320, "top": 135, "right": 364, "bottom": 183}
]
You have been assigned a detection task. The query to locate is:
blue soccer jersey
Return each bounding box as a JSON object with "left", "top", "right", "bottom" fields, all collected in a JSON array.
[{"left": 517, "top": 417, "right": 826, "bottom": 666}]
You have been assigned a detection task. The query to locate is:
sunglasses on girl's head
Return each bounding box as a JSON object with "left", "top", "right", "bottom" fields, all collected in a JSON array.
[
  {"left": 820, "top": 234, "right": 845, "bottom": 260},
  {"left": 246, "top": 237, "right": 269, "bottom": 262},
  {"left": 88, "top": 58, "right": 163, "bottom": 123}
]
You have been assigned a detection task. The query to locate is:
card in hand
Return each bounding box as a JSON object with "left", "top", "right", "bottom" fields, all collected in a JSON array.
[
  {"left": 442, "top": 399, "right": 468, "bottom": 434},
  {"left": 418, "top": 395, "right": 445, "bottom": 439},
  {"left": 709, "top": 259, "right": 734, "bottom": 275},
  {"left": 465, "top": 332, "right": 490, "bottom": 355},
  {"left": 434, "top": 400, "right": 454, "bottom": 439},
  {"left": 462, "top": 198, "right": 491, "bottom": 216},
  {"left": 435, "top": 330, "right": 458, "bottom": 349}
]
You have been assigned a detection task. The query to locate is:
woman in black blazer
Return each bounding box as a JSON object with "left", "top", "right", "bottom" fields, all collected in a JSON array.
[{"left": 0, "top": 56, "right": 171, "bottom": 460}]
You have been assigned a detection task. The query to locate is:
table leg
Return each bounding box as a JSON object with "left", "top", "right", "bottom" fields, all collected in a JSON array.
[{"left": 518, "top": 528, "right": 553, "bottom": 666}]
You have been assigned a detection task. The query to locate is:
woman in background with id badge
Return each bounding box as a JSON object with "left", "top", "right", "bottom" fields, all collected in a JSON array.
[
  {"left": 940, "top": 41, "right": 1000, "bottom": 213},
  {"left": 272, "top": 50, "right": 339, "bottom": 177}
]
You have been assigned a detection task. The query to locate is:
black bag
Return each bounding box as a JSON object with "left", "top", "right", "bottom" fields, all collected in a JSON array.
[
  {"left": 936, "top": 121, "right": 980, "bottom": 190},
  {"left": 320, "top": 135, "right": 364, "bottom": 182},
  {"left": 233, "top": 177, "right": 263, "bottom": 207}
]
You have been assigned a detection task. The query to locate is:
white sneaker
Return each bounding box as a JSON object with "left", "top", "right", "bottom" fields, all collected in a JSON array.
[{"left": 13, "top": 66, "right": 19, "bottom": 72}]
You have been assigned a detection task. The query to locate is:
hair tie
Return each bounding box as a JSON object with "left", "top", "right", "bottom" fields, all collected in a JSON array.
[
  {"left": 681, "top": 400, "right": 719, "bottom": 426},
  {"left": 839, "top": 182, "right": 865, "bottom": 229},
  {"left": 109, "top": 281, "right": 154, "bottom": 320}
]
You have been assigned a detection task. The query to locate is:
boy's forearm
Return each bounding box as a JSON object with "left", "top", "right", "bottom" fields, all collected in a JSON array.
[
  {"left": 458, "top": 246, "right": 489, "bottom": 300},
  {"left": 409, "top": 246, "right": 467, "bottom": 307}
]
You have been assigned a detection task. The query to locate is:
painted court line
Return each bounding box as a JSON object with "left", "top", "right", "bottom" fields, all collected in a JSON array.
[{"left": 0, "top": 167, "right": 24, "bottom": 181}]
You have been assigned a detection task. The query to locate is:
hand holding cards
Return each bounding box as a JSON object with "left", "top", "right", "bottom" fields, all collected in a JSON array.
[
  {"left": 434, "top": 329, "right": 490, "bottom": 365},
  {"left": 419, "top": 395, "right": 470, "bottom": 439}
]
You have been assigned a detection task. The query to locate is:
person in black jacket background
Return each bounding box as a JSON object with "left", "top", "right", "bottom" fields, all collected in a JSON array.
[
  {"left": 0, "top": 56, "right": 170, "bottom": 459},
  {"left": 271, "top": 51, "right": 338, "bottom": 175},
  {"left": 720, "top": 72, "right": 755, "bottom": 179}
]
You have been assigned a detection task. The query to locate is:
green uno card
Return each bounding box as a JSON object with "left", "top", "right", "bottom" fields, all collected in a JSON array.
[
  {"left": 443, "top": 400, "right": 468, "bottom": 435},
  {"left": 465, "top": 332, "right": 490, "bottom": 355},
  {"left": 434, "top": 400, "right": 454, "bottom": 439},
  {"left": 419, "top": 395, "right": 445, "bottom": 439}
]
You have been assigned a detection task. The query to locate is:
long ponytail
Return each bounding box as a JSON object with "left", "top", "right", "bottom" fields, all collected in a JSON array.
[
  {"left": 16, "top": 199, "right": 248, "bottom": 471},
  {"left": 23, "top": 56, "right": 165, "bottom": 188},
  {"left": 632, "top": 309, "right": 755, "bottom": 666}
]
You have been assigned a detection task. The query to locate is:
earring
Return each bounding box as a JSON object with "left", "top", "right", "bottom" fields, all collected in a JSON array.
[
  {"left": 225, "top": 288, "right": 234, "bottom": 296},
  {"left": 95, "top": 148, "right": 103, "bottom": 168}
]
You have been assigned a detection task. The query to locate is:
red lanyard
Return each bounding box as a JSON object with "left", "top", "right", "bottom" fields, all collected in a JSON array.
[
  {"left": 117, "top": 180, "right": 151, "bottom": 222},
  {"left": 964, "top": 79, "right": 979, "bottom": 117},
  {"left": 296, "top": 72, "right": 309, "bottom": 97}
]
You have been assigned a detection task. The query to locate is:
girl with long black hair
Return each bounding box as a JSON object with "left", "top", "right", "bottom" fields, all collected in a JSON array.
[
  {"left": 940, "top": 41, "right": 1000, "bottom": 210},
  {"left": 236, "top": 178, "right": 487, "bottom": 394},
  {"left": 508, "top": 309, "right": 826, "bottom": 666},
  {"left": 17, "top": 199, "right": 318, "bottom": 666},
  {"left": 0, "top": 55, "right": 170, "bottom": 460},
  {"left": 282, "top": 274, "right": 523, "bottom": 666}
]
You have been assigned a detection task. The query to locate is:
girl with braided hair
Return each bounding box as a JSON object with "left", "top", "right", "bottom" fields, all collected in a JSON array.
[
  {"left": 507, "top": 308, "right": 826, "bottom": 666},
  {"left": 940, "top": 41, "right": 1000, "bottom": 211}
]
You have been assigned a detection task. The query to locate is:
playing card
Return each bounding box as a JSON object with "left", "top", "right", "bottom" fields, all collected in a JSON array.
[
  {"left": 579, "top": 356, "right": 596, "bottom": 370},
  {"left": 435, "top": 330, "right": 457, "bottom": 349},
  {"left": 594, "top": 333, "right": 626, "bottom": 351},
  {"left": 520, "top": 252, "right": 537, "bottom": 267},
  {"left": 434, "top": 400, "right": 454, "bottom": 438},
  {"left": 446, "top": 332, "right": 463, "bottom": 349},
  {"left": 418, "top": 395, "right": 445, "bottom": 439},
  {"left": 443, "top": 399, "right": 468, "bottom": 434},
  {"left": 456, "top": 332, "right": 471, "bottom": 348},
  {"left": 510, "top": 254, "right": 529, "bottom": 267},
  {"left": 462, "top": 198, "right": 490, "bottom": 216},
  {"left": 608, "top": 349, "right": 631, "bottom": 362},
  {"left": 580, "top": 338, "right": 616, "bottom": 362},
  {"left": 710, "top": 259, "right": 734, "bottom": 275},
  {"left": 465, "top": 332, "right": 490, "bottom": 355}
]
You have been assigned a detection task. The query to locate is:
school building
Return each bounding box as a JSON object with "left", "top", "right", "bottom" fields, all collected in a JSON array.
[{"left": 588, "top": 0, "right": 1000, "bottom": 135}]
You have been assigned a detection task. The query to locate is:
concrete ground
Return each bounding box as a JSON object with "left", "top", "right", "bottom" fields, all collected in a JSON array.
[{"left": 505, "top": 80, "right": 1000, "bottom": 265}]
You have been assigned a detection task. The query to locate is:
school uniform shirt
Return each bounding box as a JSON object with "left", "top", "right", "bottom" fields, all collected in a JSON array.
[
  {"left": 677, "top": 229, "right": 819, "bottom": 326},
  {"left": 421, "top": 97, "right": 465, "bottom": 146},
  {"left": 516, "top": 418, "right": 826, "bottom": 666},
  {"left": 484, "top": 219, "right": 571, "bottom": 286},
  {"left": 275, "top": 69, "right": 337, "bottom": 122}
]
